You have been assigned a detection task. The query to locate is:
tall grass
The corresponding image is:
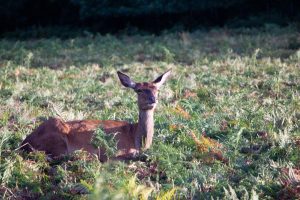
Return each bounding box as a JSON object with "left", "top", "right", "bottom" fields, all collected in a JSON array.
[{"left": 0, "top": 25, "right": 299, "bottom": 199}]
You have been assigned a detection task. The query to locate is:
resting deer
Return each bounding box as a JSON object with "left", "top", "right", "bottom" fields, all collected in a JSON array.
[{"left": 20, "top": 70, "right": 171, "bottom": 161}]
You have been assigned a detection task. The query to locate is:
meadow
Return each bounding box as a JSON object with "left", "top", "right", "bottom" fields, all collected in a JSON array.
[{"left": 0, "top": 25, "right": 299, "bottom": 199}]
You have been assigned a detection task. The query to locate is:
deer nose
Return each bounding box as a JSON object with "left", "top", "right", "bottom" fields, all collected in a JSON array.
[{"left": 148, "top": 96, "right": 156, "bottom": 104}]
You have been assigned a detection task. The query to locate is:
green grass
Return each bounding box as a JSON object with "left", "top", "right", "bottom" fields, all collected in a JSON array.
[{"left": 0, "top": 25, "right": 300, "bottom": 199}]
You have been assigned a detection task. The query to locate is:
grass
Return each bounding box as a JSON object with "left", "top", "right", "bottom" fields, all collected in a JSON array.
[{"left": 0, "top": 24, "right": 300, "bottom": 199}]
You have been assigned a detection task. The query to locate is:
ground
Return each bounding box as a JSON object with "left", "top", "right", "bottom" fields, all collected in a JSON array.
[{"left": 0, "top": 25, "right": 300, "bottom": 199}]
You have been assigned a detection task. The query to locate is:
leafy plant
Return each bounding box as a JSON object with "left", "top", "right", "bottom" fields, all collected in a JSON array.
[
  {"left": 92, "top": 126, "right": 118, "bottom": 158},
  {"left": 0, "top": 25, "right": 299, "bottom": 199}
]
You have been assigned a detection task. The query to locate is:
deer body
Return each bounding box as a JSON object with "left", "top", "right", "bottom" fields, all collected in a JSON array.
[{"left": 20, "top": 70, "right": 170, "bottom": 161}]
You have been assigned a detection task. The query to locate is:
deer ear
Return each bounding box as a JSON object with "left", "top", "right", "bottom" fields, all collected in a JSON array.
[
  {"left": 153, "top": 69, "right": 171, "bottom": 88},
  {"left": 117, "top": 71, "right": 136, "bottom": 89}
]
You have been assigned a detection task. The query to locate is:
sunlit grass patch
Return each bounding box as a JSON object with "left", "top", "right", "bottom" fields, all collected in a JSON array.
[{"left": 0, "top": 26, "right": 299, "bottom": 199}]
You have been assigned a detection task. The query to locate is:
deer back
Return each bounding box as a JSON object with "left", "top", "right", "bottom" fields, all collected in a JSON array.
[{"left": 20, "top": 118, "right": 138, "bottom": 161}]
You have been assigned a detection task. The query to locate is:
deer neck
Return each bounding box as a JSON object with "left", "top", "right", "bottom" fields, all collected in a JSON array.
[{"left": 134, "top": 109, "right": 154, "bottom": 150}]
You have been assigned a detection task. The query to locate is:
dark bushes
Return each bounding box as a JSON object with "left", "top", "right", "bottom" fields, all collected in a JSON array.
[{"left": 0, "top": 0, "right": 299, "bottom": 34}]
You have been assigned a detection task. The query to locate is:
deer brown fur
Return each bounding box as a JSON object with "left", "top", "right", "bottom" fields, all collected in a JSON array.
[{"left": 20, "top": 70, "right": 171, "bottom": 162}]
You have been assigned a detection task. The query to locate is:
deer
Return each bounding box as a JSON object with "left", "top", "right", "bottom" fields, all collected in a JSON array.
[{"left": 20, "top": 70, "right": 171, "bottom": 162}]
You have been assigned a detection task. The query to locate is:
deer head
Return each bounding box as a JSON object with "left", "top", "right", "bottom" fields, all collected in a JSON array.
[
  {"left": 117, "top": 69, "right": 171, "bottom": 150},
  {"left": 117, "top": 70, "right": 171, "bottom": 110}
]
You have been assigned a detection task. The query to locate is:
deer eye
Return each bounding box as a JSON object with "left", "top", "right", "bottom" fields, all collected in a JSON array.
[{"left": 136, "top": 89, "right": 143, "bottom": 93}]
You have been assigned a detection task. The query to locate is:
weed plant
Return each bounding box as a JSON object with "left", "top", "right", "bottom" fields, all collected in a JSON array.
[{"left": 0, "top": 25, "right": 299, "bottom": 199}]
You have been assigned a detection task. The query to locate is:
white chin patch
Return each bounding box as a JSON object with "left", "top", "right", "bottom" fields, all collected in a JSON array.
[{"left": 143, "top": 104, "right": 155, "bottom": 110}]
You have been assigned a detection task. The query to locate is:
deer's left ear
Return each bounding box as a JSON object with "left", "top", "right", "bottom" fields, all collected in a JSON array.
[{"left": 153, "top": 69, "right": 171, "bottom": 88}]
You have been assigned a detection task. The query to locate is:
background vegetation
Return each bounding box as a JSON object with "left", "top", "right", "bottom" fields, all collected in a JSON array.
[
  {"left": 0, "top": 0, "right": 300, "bottom": 199},
  {"left": 0, "top": 24, "right": 299, "bottom": 199},
  {"left": 1, "top": 0, "right": 300, "bottom": 34}
]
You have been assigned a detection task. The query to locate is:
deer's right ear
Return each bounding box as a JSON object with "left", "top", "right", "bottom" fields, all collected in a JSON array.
[{"left": 117, "top": 71, "right": 136, "bottom": 89}]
